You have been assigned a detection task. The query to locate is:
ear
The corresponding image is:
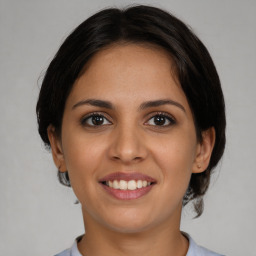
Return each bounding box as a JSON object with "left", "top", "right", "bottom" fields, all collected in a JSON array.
[
  {"left": 47, "top": 125, "right": 67, "bottom": 172},
  {"left": 192, "top": 127, "right": 216, "bottom": 174}
]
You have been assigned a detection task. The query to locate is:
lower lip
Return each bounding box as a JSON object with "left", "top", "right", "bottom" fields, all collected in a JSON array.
[{"left": 101, "top": 184, "right": 154, "bottom": 200}]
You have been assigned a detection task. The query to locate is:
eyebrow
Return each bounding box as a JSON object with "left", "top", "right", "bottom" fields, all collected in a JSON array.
[
  {"left": 72, "top": 99, "right": 113, "bottom": 110},
  {"left": 72, "top": 98, "right": 185, "bottom": 113},
  {"left": 139, "top": 99, "right": 186, "bottom": 113}
]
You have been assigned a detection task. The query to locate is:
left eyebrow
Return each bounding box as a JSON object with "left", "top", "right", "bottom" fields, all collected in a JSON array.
[{"left": 139, "top": 99, "right": 186, "bottom": 113}]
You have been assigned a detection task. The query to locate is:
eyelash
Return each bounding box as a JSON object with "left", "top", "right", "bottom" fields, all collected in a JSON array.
[
  {"left": 145, "top": 112, "right": 176, "bottom": 127},
  {"left": 80, "top": 112, "right": 176, "bottom": 128},
  {"left": 80, "top": 112, "right": 112, "bottom": 127}
]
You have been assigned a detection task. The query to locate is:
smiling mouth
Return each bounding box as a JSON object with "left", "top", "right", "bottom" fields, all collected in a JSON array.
[
  {"left": 102, "top": 180, "right": 153, "bottom": 191},
  {"left": 99, "top": 172, "right": 156, "bottom": 200}
]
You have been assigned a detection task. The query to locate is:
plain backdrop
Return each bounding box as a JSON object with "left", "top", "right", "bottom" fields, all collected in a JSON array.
[{"left": 0, "top": 0, "right": 255, "bottom": 255}]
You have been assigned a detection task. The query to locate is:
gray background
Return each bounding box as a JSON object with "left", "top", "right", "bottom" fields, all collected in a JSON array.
[{"left": 0, "top": 0, "right": 255, "bottom": 255}]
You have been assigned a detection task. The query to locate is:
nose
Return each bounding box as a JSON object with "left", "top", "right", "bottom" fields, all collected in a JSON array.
[{"left": 108, "top": 124, "right": 148, "bottom": 164}]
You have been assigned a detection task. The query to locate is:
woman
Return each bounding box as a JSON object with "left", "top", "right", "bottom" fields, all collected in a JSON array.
[{"left": 36, "top": 5, "right": 226, "bottom": 256}]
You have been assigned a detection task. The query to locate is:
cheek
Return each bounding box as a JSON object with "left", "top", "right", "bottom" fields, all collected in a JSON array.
[
  {"left": 61, "top": 131, "right": 106, "bottom": 188},
  {"left": 61, "top": 138, "right": 107, "bottom": 210},
  {"left": 152, "top": 130, "right": 197, "bottom": 188},
  {"left": 155, "top": 135, "right": 196, "bottom": 171}
]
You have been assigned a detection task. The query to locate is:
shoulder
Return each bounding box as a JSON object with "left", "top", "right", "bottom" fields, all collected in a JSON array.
[
  {"left": 54, "top": 236, "right": 82, "bottom": 256},
  {"left": 54, "top": 248, "right": 71, "bottom": 256},
  {"left": 184, "top": 232, "right": 224, "bottom": 256}
]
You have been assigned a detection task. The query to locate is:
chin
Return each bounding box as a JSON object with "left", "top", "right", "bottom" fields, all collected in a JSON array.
[{"left": 99, "top": 209, "right": 157, "bottom": 234}]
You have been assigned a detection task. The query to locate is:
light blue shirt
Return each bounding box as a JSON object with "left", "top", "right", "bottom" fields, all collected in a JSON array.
[{"left": 55, "top": 233, "right": 224, "bottom": 256}]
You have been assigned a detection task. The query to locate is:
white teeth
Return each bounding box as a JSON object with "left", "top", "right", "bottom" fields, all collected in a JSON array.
[
  {"left": 119, "top": 180, "right": 128, "bottom": 190},
  {"left": 137, "top": 180, "right": 142, "bottom": 189},
  {"left": 127, "top": 180, "right": 137, "bottom": 190},
  {"left": 113, "top": 180, "right": 119, "bottom": 189},
  {"left": 106, "top": 180, "right": 152, "bottom": 190}
]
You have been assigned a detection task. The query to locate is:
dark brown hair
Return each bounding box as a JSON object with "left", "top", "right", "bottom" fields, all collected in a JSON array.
[{"left": 36, "top": 5, "right": 226, "bottom": 217}]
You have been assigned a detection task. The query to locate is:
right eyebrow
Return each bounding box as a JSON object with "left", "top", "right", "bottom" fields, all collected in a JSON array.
[{"left": 72, "top": 99, "right": 114, "bottom": 110}]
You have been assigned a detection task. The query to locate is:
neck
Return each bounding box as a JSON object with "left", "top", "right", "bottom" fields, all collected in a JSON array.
[{"left": 78, "top": 206, "right": 189, "bottom": 256}]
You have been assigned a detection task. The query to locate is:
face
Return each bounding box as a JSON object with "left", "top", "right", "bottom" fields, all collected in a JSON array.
[{"left": 49, "top": 44, "right": 214, "bottom": 234}]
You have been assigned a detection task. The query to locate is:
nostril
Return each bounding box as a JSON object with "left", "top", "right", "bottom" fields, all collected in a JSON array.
[{"left": 111, "top": 155, "right": 143, "bottom": 163}]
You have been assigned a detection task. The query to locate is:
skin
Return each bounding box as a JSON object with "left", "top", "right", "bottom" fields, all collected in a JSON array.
[{"left": 48, "top": 44, "right": 215, "bottom": 256}]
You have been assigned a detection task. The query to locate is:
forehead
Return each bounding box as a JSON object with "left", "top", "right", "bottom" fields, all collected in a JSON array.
[
  {"left": 67, "top": 43, "right": 190, "bottom": 112},
  {"left": 83, "top": 42, "right": 177, "bottom": 80}
]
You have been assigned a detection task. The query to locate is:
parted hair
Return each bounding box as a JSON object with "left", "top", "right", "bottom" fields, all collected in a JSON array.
[{"left": 36, "top": 5, "right": 226, "bottom": 217}]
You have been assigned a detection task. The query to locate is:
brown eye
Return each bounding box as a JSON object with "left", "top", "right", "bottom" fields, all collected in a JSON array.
[
  {"left": 81, "top": 114, "right": 111, "bottom": 126},
  {"left": 146, "top": 114, "right": 175, "bottom": 126},
  {"left": 91, "top": 115, "right": 104, "bottom": 125},
  {"left": 154, "top": 115, "right": 167, "bottom": 126}
]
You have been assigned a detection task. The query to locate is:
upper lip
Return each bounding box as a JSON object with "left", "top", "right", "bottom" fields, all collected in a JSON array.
[{"left": 99, "top": 172, "right": 156, "bottom": 183}]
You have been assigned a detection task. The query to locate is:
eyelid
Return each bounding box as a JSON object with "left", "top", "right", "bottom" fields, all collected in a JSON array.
[
  {"left": 144, "top": 111, "right": 176, "bottom": 126},
  {"left": 80, "top": 112, "right": 112, "bottom": 126},
  {"left": 79, "top": 111, "right": 176, "bottom": 127}
]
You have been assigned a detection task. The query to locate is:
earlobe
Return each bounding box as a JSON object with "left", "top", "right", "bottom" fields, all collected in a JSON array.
[
  {"left": 47, "top": 125, "right": 66, "bottom": 172},
  {"left": 193, "top": 127, "right": 216, "bottom": 173}
]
